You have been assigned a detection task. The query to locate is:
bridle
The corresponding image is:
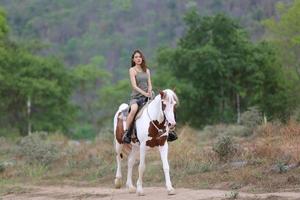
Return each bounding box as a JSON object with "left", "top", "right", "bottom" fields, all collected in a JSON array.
[{"left": 146, "top": 97, "right": 176, "bottom": 138}]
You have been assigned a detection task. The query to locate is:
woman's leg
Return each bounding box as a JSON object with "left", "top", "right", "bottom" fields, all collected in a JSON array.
[
  {"left": 126, "top": 103, "right": 138, "bottom": 129},
  {"left": 123, "top": 103, "right": 138, "bottom": 143}
]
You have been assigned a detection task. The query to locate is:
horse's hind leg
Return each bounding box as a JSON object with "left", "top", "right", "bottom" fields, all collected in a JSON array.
[
  {"left": 114, "top": 142, "right": 123, "bottom": 189},
  {"left": 159, "top": 143, "right": 175, "bottom": 195},
  {"left": 126, "top": 145, "right": 138, "bottom": 193}
]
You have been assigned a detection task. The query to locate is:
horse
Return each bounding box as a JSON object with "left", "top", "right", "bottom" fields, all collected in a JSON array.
[{"left": 113, "top": 89, "right": 178, "bottom": 196}]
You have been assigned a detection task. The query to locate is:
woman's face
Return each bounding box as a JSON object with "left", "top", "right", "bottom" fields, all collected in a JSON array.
[{"left": 133, "top": 52, "right": 143, "bottom": 65}]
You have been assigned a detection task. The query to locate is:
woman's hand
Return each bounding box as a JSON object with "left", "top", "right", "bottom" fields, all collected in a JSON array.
[{"left": 144, "top": 91, "right": 151, "bottom": 98}]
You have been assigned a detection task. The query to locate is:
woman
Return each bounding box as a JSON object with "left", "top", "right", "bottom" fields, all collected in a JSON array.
[{"left": 122, "top": 50, "right": 152, "bottom": 143}]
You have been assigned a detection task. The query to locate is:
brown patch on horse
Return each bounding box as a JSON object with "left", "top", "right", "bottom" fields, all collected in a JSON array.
[
  {"left": 116, "top": 112, "right": 138, "bottom": 145},
  {"left": 116, "top": 113, "right": 125, "bottom": 144},
  {"left": 146, "top": 119, "right": 167, "bottom": 147}
]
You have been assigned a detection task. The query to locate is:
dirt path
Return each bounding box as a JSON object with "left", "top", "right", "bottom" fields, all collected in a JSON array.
[{"left": 2, "top": 186, "right": 300, "bottom": 200}]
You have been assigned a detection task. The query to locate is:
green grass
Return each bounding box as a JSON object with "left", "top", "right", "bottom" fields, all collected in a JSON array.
[{"left": 21, "top": 164, "right": 49, "bottom": 178}]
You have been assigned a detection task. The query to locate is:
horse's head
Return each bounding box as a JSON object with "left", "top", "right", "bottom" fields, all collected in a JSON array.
[{"left": 160, "top": 89, "right": 178, "bottom": 129}]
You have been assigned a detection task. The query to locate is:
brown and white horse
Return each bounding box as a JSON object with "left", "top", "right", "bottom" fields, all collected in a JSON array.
[{"left": 113, "top": 89, "right": 178, "bottom": 196}]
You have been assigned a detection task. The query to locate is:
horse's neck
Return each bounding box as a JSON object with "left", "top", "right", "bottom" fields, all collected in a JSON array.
[{"left": 147, "top": 96, "right": 164, "bottom": 123}]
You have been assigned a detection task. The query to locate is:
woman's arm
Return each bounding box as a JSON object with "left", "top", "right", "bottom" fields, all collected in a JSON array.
[
  {"left": 147, "top": 69, "right": 152, "bottom": 96},
  {"left": 129, "top": 68, "right": 149, "bottom": 97}
]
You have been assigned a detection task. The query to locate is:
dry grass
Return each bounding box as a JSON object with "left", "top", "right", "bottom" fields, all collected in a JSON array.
[
  {"left": 1, "top": 121, "right": 300, "bottom": 195},
  {"left": 253, "top": 120, "right": 300, "bottom": 163}
]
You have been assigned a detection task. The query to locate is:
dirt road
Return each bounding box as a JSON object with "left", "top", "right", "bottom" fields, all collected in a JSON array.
[{"left": 2, "top": 186, "right": 300, "bottom": 200}]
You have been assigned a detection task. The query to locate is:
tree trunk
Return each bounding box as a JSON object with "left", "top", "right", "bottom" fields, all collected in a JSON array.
[
  {"left": 27, "top": 96, "right": 32, "bottom": 135},
  {"left": 236, "top": 93, "right": 241, "bottom": 124},
  {"left": 220, "top": 85, "right": 225, "bottom": 122}
]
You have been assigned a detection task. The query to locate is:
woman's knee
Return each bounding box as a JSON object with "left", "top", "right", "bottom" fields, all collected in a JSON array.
[{"left": 130, "top": 104, "right": 138, "bottom": 113}]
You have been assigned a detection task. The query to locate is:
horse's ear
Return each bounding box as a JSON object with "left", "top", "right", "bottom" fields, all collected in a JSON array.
[
  {"left": 173, "top": 87, "right": 176, "bottom": 92},
  {"left": 159, "top": 91, "right": 165, "bottom": 99}
]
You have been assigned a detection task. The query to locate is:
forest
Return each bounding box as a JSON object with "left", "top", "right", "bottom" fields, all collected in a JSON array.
[{"left": 0, "top": 0, "right": 299, "bottom": 138}]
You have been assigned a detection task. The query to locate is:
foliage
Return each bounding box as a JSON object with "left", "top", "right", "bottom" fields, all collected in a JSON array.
[
  {"left": 16, "top": 133, "right": 60, "bottom": 166},
  {"left": 0, "top": 7, "right": 8, "bottom": 39},
  {"left": 213, "top": 135, "right": 236, "bottom": 161},
  {"left": 155, "top": 11, "right": 297, "bottom": 127},
  {"left": 0, "top": 162, "right": 4, "bottom": 173},
  {"left": 72, "top": 124, "right": 96, "bottom": 140},
  {"left": 291, "top": 107, "right": 300, "bottom": 122},
  {"left": 264, "top": 0, "right": 300, "bottom": 79},
  {"left": 98, "top": 79, "right": 130, "bottom": 127},
  {"left": 72, "top": 55, "right": 112, "bottom": 135},
  {"left": 0, "top": 0, "right": 286, "bottom": 69},
  {"left": 225, "top": 190, "right": 239, "bottom": 199},
  {"left": 263, "top": 0, "right": 300, "bottom": 121},
  {"left": 0, "top": 41, "right": 76, "bottom": 135},
  {"left": 240, "top": 107, "right": 263, "bottom": 136}
]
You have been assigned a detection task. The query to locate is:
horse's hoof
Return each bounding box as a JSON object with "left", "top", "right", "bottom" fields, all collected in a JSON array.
[
  {"left": 128, "top": 186, "right": 136, "bottom": 193},
  {"left": 168, "top": 188, "right": 176, "bottom": 195},
  {"left": 114, "top": 178, "right": 122, "bottom": 189},
  {"left": 137, "top": 190, "right": 145, "bottom": 196}
]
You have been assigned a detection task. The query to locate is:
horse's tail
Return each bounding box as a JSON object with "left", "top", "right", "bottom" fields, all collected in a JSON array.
[
  {"left": 113, "top": 103, "right": 130, "bottom": 159},
  {"left": 113, "top": 103, "right": 128, "bottom": 135}
]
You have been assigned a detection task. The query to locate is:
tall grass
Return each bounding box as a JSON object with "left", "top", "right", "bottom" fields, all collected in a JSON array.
[{"left": 254, "top": 120, "right": 300, "bottom": 163}]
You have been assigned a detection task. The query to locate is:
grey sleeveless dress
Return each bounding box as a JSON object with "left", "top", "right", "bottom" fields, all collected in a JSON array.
[{"left": 129, "top": 70, "right": 148, "bottom": 106}]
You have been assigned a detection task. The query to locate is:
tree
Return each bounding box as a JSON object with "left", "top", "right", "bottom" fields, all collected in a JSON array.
[
  {"left": 0, "top": 8, "right": 8, "bottom": 39},
  {"left": 264, "top": 0, "right": 300, "bottom": 79},
  {"left": 155, "top": 11, "right": 295, "bottom": 127},
  {"left": 72, "top": 55, "right": 112, "bottom": 136},
  {"left": 98, "top": 79, "right": 130, "bottom": 126},
  {"left": 0, "top": 42, "right": 76, "bottom": 135}
]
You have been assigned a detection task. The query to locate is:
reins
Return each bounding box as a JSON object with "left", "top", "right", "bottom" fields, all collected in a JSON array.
[{"left": 146, "top": 97, "right": 170, "bottom": 138}]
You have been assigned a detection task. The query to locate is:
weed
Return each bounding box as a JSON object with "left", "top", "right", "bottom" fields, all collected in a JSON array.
[
  {"left": 213, "top": 136, "right": 236, "bottom": 161},
  {"left": 225, "top": 190, "right": 239, "bottom": 199},
  {"left": 22, "top": 163, "right": 48, "bottom": 178}
]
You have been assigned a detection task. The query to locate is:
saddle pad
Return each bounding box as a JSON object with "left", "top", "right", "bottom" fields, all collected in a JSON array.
[{"left": 118, "top": 107, "right": 129, "bottom": 120}]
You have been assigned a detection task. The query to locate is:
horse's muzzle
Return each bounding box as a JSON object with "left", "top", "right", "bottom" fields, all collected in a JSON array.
[{"left": 168, "top": 123, "right": 176, "bottom": 131}]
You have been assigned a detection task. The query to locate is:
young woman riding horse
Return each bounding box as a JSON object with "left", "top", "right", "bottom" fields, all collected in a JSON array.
[
  {"left": 114, "top": 89, "right": 178, "bottom": 195},
  {"left": 123, "top": 49, "right": 177, "bottom": 143}
]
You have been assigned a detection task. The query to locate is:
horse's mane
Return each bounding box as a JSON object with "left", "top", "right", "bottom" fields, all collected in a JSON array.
[{"left": 163, "top": 89, "right": 179, "bottom": 105}]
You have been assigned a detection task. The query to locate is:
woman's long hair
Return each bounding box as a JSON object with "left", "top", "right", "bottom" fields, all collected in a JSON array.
[{"left": 131, "top": 49, "right": 147, "bottom": 72}]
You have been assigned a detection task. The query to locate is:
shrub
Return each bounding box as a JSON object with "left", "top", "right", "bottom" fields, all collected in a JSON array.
[
  {"left": 225, "top": 190, "right": 239, "bottom": 199},
  {"left": 16, "top": 133, "right": 60, "bottom": 166},
  {"left": 213, "top": 135, "right": 236, "bottom": 161},
  {"left": 240, "top": 107, "right": 263, "bottom": 136},
  {"left": 0, "top": 162, "right": 5, "bottom": 173},
  {"left": 291, "top": 107, "right": 300, "bottom": 122}
]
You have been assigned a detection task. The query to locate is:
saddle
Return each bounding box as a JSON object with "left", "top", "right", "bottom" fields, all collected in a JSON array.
[{"left": 118, "top": 99, "right": 151, "bottom": 142}]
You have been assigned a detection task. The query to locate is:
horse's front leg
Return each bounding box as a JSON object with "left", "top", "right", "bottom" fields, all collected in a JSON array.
[
  {"left": 126, "top": 145, "right": 139, "bottom": 193},
  {"left": 136, "top": 142, "right": 146, "bottom": 196},
  {"left": 159, "top": 142, "right": 175, "bottom": 195}
]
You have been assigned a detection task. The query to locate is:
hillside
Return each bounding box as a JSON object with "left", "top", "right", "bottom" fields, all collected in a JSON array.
[{"left": 0, "top": 0, "right": 291, "bottom": 76}]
